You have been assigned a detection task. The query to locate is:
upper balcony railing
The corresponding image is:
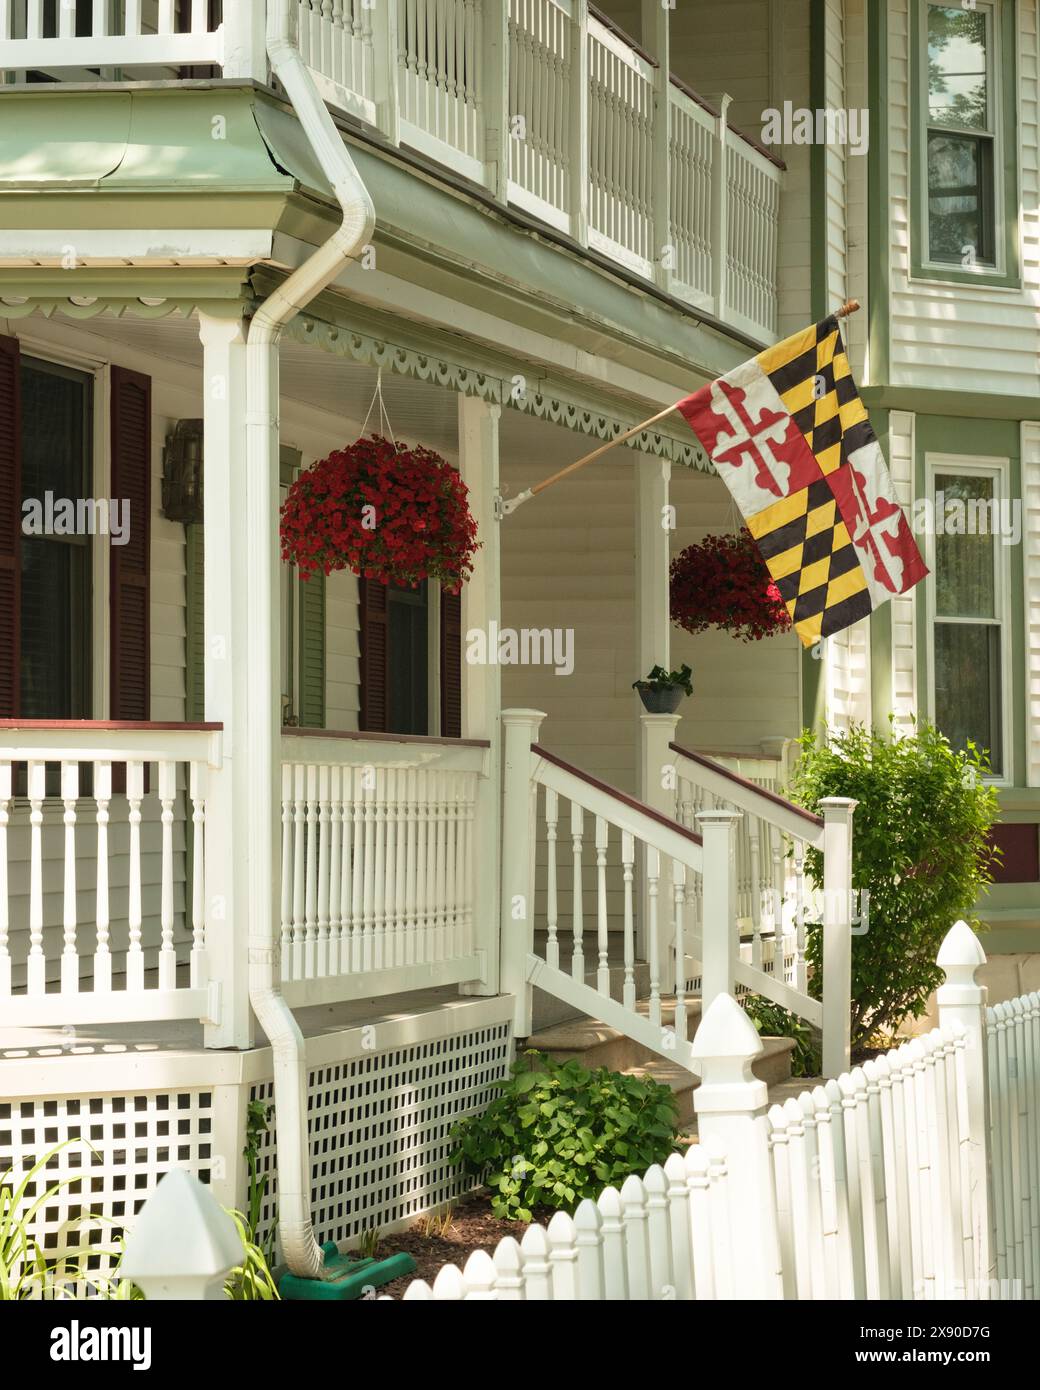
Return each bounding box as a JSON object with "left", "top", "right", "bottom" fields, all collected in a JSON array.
[{"left": 0, "top": 0, "right": 782, "bottom": 342}]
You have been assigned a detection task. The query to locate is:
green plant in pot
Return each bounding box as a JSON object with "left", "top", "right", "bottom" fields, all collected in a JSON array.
[{"left": 632, "top": 663, "right": 693, "bottom": 714}]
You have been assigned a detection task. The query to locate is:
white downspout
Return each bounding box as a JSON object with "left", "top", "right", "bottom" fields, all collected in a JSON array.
[{"left": 245, "top": 0, "right": 376, "bottom": 1279}]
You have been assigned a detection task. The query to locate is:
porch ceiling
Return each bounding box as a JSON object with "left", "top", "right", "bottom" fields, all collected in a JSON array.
[{"left": 101, "top": 312, "right": 665, "bottom": 476}]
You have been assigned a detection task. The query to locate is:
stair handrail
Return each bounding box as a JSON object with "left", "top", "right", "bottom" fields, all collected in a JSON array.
[
  {"left": 669, "top": 742, "right": 824, "bottom": 849},
  {"left": 532, "top": 745, "right": 703, "bottom": 873}
]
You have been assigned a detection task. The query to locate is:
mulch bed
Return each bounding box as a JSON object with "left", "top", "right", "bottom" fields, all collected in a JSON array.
[{"left": 374, "top": 1191, "right": 550, "bottom": 1298}]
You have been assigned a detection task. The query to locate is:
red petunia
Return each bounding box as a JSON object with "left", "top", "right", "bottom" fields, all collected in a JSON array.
[{"left": 670, "top": 529, "right": 792, "bottom": 643}]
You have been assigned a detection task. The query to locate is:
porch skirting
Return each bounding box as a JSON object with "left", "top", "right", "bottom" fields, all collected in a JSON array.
[{"left": 0, "top": 994, "right": 513, "bottom": 1279}]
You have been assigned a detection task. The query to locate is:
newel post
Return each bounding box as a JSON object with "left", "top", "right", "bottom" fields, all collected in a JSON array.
[
  {"left": 696, "top": 809, "right": 741, "bottom": 1015},
  {"left": 937, "top": 920, "right": 995, "bottom": 1294},
  {"left": 692, "top": 994, "right": 784, "bottom": 1299},
  {"left": 640, "top": 710, "right": 680, "bottom": 984},
  {"left": 820, "top": 796, "right": 856, "bottom": 1078},
  {"left": 500, "top": 709, "right": 546, "bottom": 1038}
]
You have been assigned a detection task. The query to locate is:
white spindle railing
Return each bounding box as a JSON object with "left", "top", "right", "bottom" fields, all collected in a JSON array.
[
  {"left": 585, "top": 14, "right": 654, "bottom": 276},
  {"left": 396, "top": 0, "right": 485, "bottom": 178},
  {"left": 0, "top": 0, "right": 224, "bottom": 71},
  {"left": 671, "top": 742, "right": 855, "bottom": 1078},
  {"left": 500, "top": 714, "right": 720, "bottom": 1072},
  {"left": 0, "top": 722, "right": 222, "bottom": 1029},
  {"left": 297, "top": 0, "right": 376, "bottom": 123},
  {"left": 0, "top": 2, "right": 783, "bottom": 343},
  {"left": 725, "top": 136, "right": 782, "bottom": 342},
  {"left": 506, "top": 0, "right": 573, "bottom": 231},
  {"left": 278, "top": 731, "right": 487, "bottom": 1006}
]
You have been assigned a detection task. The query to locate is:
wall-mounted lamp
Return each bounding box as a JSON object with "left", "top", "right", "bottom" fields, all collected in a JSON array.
[{"left": 161, "top": 418, "right": 204, "bottom": 524}]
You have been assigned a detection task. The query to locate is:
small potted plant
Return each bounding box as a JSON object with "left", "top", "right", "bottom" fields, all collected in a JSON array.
[{"left": 632, "top": 663, "right": 693, "bottom": 714}]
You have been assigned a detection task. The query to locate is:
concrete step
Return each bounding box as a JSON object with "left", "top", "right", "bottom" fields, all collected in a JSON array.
[{"left": 531, "top": 959, "right": 652, "bottom": 1032}]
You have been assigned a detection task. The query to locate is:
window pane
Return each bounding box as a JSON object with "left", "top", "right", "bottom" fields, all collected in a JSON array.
[
  {"left": 927, "top": 130, "right": 992, "bottom": 263},
  {"left": 20, "top": 361, "right": 92, "bottom": 719},
  {"left": 934, "top": 473, "right": 996, "bottom": 618},
  {"left": 934, "top": 623, "right": 1002, "bottom": 775},
  {"left": 928, "top": 4, "right": 988, "bottom": 129}
]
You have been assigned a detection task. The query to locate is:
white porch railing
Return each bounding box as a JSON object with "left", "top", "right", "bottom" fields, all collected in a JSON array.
[
  {"left": 0, "top": 0, "right": 783, "bottom": 342},
  {"left": 501, "top": 711, "right": 853, "bottom": 1077},
  {"left": 278, "top": 730, "right": 489, "bottom": 1007},
  {"left": 670, "top": 741, "right": 856, "bottom": 1078},
  {"left": 0, "top": 720, "right": 222, "bottom": 1028}
]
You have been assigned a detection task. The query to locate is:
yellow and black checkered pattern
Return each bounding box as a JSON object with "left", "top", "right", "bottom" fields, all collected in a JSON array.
[
  {"left": 747, "top": 477, "right": 872, "bottom": 646},
  {"left": 755, "top": 315, "right": 874, "bottom": 478}
]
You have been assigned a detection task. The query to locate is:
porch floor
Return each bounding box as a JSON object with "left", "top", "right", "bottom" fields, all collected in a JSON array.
[{"left": 0, "top": 984, "right": 482, "bottom": 1061}]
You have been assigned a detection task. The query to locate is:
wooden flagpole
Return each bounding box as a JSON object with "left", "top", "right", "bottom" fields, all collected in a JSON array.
[{"left": 498, "top": 300, "right": 861, "bottom": 517}]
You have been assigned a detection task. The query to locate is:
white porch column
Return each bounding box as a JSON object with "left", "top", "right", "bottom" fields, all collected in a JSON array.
[
  {"left": 198, "top": 311, "right": 254, "bottom": 1049},
  {"left": 636, "top": 458, "right": 673, "bottom": 974},
  {"left": 221, "top": 0, "right": 267, "bottom": 81},
  {"left": 458, "top": 396, "right": 502, "bottom": 994}
]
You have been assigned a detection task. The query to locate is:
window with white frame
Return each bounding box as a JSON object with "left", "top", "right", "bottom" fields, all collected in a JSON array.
[
  {"left": 924, "top": 1, "right": 1000, "bottom": 267},
  {"left": 926, "top": 458, "right": 1010, "bottom": 779}
]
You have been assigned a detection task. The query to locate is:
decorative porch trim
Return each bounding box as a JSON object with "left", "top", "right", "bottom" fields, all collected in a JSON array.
[{"left": 259, "top": 284, "right": 712, "bottom": 473}]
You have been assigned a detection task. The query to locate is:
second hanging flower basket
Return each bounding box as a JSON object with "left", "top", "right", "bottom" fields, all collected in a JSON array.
[
  {"left": 670, "top": 528, "right": 792, "bottom": 643},
  {"left": 279, "top": 434, "right": 480, "bottom": 591}
]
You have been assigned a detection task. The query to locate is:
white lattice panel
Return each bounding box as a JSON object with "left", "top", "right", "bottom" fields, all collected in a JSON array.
[
  {"left": 0, "top": 1088, "right": 219, "bottom": 1291},
  {"left": 251, "top": 1020, "right": 512, "bottom": 1253}
]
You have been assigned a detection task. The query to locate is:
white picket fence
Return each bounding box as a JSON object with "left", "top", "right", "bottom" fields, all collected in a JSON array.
[{"left": 399, "top": 921, "right": 1030, "bottom": 1300}]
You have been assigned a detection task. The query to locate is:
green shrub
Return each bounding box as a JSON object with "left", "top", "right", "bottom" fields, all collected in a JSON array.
[
  {"left": 789, "top": 718, "right": 999, "bottom": 1052},
  {"left": 450, "top": 1052, "right": 680, "bottom": 1221},
  {"left": 741, "top": 995, "right": 819, "bottom": 1078}
]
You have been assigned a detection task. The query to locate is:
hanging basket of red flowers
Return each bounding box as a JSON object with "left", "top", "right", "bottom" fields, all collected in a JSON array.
[
  {"left": 279, "top": 435, "right": 480, "bottom": 591},
  {"left": 670, "top": 528, "right": 792, "bottom": 643}
]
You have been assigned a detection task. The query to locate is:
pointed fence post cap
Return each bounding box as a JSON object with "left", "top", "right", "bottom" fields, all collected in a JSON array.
[
  {"left": 691, "top": 993, "right": 768, "bottom": 1115},
  {"left": 936, "top": 920, "right": 988, "bottom": 1010},
  {"left": 120, "top": 1168, "right": 244, "bottom": 1300}
]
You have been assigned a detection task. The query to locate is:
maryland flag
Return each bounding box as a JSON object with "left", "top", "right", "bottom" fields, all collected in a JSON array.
[{"left": 676, "top": 315, "right": 927, "bottom": 647}]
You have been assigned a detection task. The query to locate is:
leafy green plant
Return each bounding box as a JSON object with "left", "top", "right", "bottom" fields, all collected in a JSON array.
[
  {"left": 741, "top": 994, "right": 819, "bottom": 1078},
  {"left": 451, "top": 1052, "right": 680, "bottom": 1221},
  {"left": 243, "top": 1099, "right": 276, "bottom": 1269},
  {"left": 0, "top": 1141, "right": 97, "bottom": 1300},
  {"left": 223, "top": 1209, "right": 280, "bottom": 1301},
  {"left": 633, "top": 663, "right": 693, "bottom": 696},
  {"left": 789, "top": 718, "right": 999, "bottom": 1053}
]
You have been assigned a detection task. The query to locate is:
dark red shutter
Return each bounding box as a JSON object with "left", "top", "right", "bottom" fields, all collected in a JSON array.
[
  {"left": 0, "top": 334, "right": 20, "bottom": 717},
  {"left": 110, "top": 366, "right": 151, "bottom": 722},
  {"left": 440, "top": 588, "right": 462, "bottom": 738},
  {"left": 358, "top": 578, "right": 389, "bottom": 732}
]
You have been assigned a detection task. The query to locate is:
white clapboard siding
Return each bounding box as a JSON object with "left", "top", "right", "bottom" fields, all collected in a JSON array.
[
  {"left": 886, "top": 411, "right": 917, "bottom": 724},
  {"left": 822, "top": 0, "right": 848, "bottom": 314},
  {"left": 1023, "top": 422, "right": 1040, "bottom": 787},
  {"left": 887, "top": 0, "right": 1040, "bottom": 394},
  {"left": 326, "top": 566, "right": 360, "bottom": 731},
  {"left": 669, "top": 466, "right": 803, "bottom": 751},
  {"left": 844, "top": 0, "right": 869, "bottom": 381},
  {"left": 775, "top": 0, "right": 813, "bottom": 337},
  {"left": 826, "top": 617, "right": 871, "bottom": 735},
  {"left": 667, "top": 0, "right": 774, "bottom": 140}
]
